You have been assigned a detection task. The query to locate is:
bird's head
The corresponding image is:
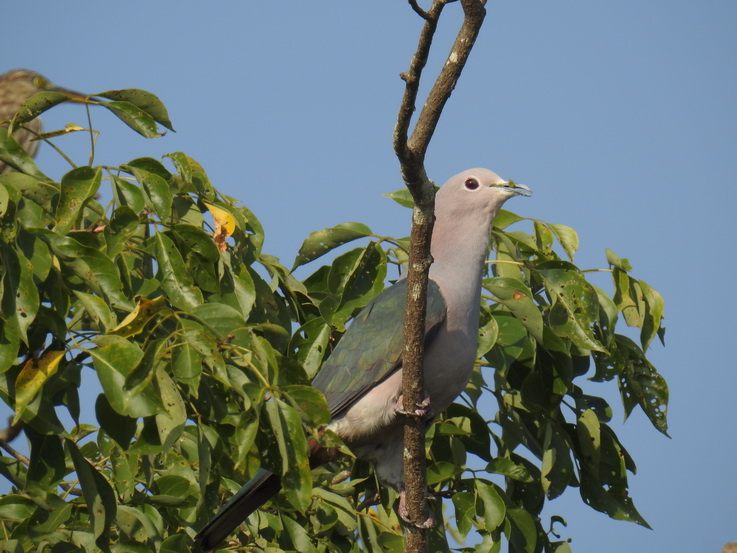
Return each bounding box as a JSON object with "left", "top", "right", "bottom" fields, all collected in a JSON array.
[{"left": 435, "top": 168, "right": 531, "bottom": 221}]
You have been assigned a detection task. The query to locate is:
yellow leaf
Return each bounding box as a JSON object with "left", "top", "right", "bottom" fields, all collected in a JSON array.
[
  {"left": 109, "top": 296, "right": 168, "bottom": 338},
  {"left": 36, "top": 124, "right": 91, "bottom": 140},
  {"left": 13, "top": 350, "right": 65, "bottom": 424},
  {"left": 204, "top": 202, "right": 236, "bottom": 252}
]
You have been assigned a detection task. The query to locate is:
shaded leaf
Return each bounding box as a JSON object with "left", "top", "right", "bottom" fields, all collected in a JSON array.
[
  {"left": 66, "top": 440, "right": 117, "bottom": 543},
  {"left": 261, "top": 399, "right": 312, "bottom": 511}
]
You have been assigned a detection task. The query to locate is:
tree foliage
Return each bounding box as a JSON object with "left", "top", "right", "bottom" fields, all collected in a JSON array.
[{"left": 0, "top": 88, "right": 666, "bottom": 553}]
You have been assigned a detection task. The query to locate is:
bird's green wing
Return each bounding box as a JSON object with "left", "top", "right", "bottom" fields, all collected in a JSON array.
[{"left": 312, "top": 278, "right": 447, "bottom": 417}]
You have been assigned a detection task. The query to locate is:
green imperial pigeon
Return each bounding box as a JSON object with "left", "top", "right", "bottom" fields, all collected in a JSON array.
[{"left": 195, "top": 168, "right": 531, "bottom": 550}]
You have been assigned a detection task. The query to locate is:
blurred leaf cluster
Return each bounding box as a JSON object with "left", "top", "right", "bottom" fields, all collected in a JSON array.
[{"left": 0, "top": 90, "right": 666, "bottom": 553}]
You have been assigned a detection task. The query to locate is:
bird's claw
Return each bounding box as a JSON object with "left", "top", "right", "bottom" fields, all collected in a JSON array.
[
  {"left": 394, "top": 395, "right": 433, "bottom": 419},
  {"left": 398, "top": 487, "right": 436, "bottom": 529}
]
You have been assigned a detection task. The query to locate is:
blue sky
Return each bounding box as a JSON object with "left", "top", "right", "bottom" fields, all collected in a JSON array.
[{"left": 2, "top": 1, "right": 736, "bottom": 551}]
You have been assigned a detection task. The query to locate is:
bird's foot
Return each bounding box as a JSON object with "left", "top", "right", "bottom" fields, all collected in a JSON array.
[
  {"left": 394, "top": 395, "right": 433, "bottom": 420},
  {"left": 398, "top": 486, "right": 436, "bottom": 529}
]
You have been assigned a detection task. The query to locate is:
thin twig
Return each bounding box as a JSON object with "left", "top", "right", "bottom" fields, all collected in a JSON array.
[{"left": 0, "top": 437, "right": 30, "bottom": 465}]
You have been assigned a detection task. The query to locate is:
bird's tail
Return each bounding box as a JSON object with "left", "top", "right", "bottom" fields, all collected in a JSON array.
[{"left": 195, "top": 469, "right": 282, "bottom": 551}]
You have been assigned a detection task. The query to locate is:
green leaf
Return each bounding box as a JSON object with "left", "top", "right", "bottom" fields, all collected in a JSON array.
[
  {"left": 638, "top": 279, "right": 664, "bottom": 350},
  {"left": 1, "top": 246, "right": 40, "bottom": 344},
  {"left": 606, "top": 248, "right": 632, "bottom": 272},
  {"left": 9, "top": 91, "right": 72, "bottom": 130},
  {"left": 493, "top": 209, "right": 524, "bottom": 229},
  {"left": 43, "top": 231, "right": 132, "bottom": 310},
  {"left": 154, "top": 369, "right": 186, "bottom": 450},
  {"left": 18, "top": 231, "right": 52, "bottom": 281},
  {"left": 116, "top": 504, "right": 161, "bottom": 541},
  {"left": 577, "top": 409, "right": 601, "bottom": 471},
  {"left": 0, "top": 128, "right": 50, "bottom": 180},
  {"left": 125, "top": 162, "right": 173, "bottom": 220},
  {"left": 95, "top": 394, "right": 137, "bottom": 450},
  {"left": 26, "top": 430, "right": 66, "bottom": 491},
  {"left": 484, "top": 277, "right": 543, "bottom": 343},
  {"left": 506, "top": 508, "right": 537, "bottom": 553},
  {"left": 90, "top": 335, "right": 162, "bottom": 417},
  {"left": 382, "top": 187, "right": 414, "bottom": 208},
  {"left": 331, "top": 242, "right": 387, "bottom": 327},
  {"left": 474, "top": 480, "right": 505, "bottom": 531},
  {"left": 73, "top": 291, "right": 116, "bottom": 332},
  {"left": 289, "top": 318, "right": 331, "bottom": 379},
  {"left": 66, "top": 440, "right": 117, "bottom": 543},
  {"left": 54, "top": 166, "right": 102, "bottom": 233},
  {"left": 100, "top": 101, "right": 163, "bottom": 138},
  {"left": 97, "top": 89, "right": 175, "bottom": 131},
  {"left": 537, "top": 261, "right": 605, "bottom": 352},
  {"left": 159, "top": 534, "right": 190, "bottom": 553},
  {"left": 548, "top": 223, "right": 579, "bottom": 260},
  {"left": 13, "top": 350, "right": 65, "bottom": 424},
  {"left": 0, "top": 184, "right": 8, "bottom": 217},
  {"left": 487, "top": 457, "right": 533, "bottom": 483},
  {"left": 261, "top": 399, "right": 312, "bottom": 511},
  {"left": 282, "top": 513, "right": 317, "bottom": 553},
  {"left": 153, "top": 232, "right": 203, "bottom": 309},
  {"left": 477, "top": 313, "right": 499, "bottom": 357},
  {"left": 292, "top": 222, "right": 373, "bottom": 270},
  {"left": 0, "top": 172, "right": 56, "bottom": 209},
  {"left": 28, "top": 494, "right": 73, "bottom": 538},
  {"left": 452, "top": 491, "right": 475, "bottom": 537},
  {"left": 617, "top": 336, "right": 669, "bottom": 435},
  {"left": 541, "top": 424, "right": 574, "bottom": 499},
  {"left": 281, "top": 384, "right": 331, "bottom": 427},
  {"left": 112, "top": 175, "right": 145, "bottom": 212},
  {"left": 0, "top": 495, "right": 35, "bottom": 521}
]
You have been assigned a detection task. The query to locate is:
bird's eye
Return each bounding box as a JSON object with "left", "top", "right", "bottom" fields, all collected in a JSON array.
[{"left": 464, "top": 178, "right": 480, "bottom": 190}]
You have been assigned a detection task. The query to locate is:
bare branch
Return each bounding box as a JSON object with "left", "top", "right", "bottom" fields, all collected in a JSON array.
[
  {"left": 407, "top": 0, "right": 431, "bottom": 20},
  {"left": 0, "top": 436, "right": 30, "bottom": 466},
  {"left": 393, "top": 2, "right": 487, "bottom": 552}
]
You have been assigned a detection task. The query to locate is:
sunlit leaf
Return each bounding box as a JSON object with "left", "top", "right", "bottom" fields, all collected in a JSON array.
[
  {"left": 153, "top": 232, "right": 203, "bottom": 309},
  {"left": 91, "top": 335, "right": 162, "bottom": 417},
  {"left": 100, "top": 100, "right": 162, "bottom": 138},
  {"left": 484, "top": 277, "right": 543, "bottom": 343},
  {"left": 292, "top": 222, "right": 373, "bottom": 270},
  {"left": 109, "top": 296, "right": 168, "bottom": 337},
  {"left": 475, "top": 480, "right": 505, "bottom": 531},
  {"left": 97, "top": 89, "right": 174, "bottom": 131},
  {"left": 13, "top": 350, "right": 65, "bottom": 423},
  {"left": 204, "top": 201, "right": 236, "bottom": 252},
  {"left": 537, "top": 261, "right": 605, "bottom": 352},
  {"left": 54, "top": 166, "right": 102, "bottom": 233}
]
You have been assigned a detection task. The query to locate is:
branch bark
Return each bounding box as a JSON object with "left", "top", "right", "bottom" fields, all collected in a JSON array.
[{"left": 393, "top": 2, "right": 486, "bottom": 552}]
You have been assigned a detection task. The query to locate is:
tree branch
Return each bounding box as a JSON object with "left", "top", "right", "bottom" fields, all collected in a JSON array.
[{"left": 393, "top": 2, "right": 487, "bottom": 552}]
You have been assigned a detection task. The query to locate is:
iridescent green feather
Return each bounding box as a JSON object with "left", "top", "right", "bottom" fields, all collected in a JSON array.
[{"left": 313, "top": 278, "right": 447, "bottom": 416}]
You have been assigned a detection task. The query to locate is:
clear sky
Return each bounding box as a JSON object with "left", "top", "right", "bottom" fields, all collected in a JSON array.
[{"left": 2, "top": 1, "right": 736, "bottom": 551}]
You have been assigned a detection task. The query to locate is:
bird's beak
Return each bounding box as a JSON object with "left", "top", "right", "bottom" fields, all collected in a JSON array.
[{"left": 493, "top": 180, "right": 532, "bottom": 197}]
